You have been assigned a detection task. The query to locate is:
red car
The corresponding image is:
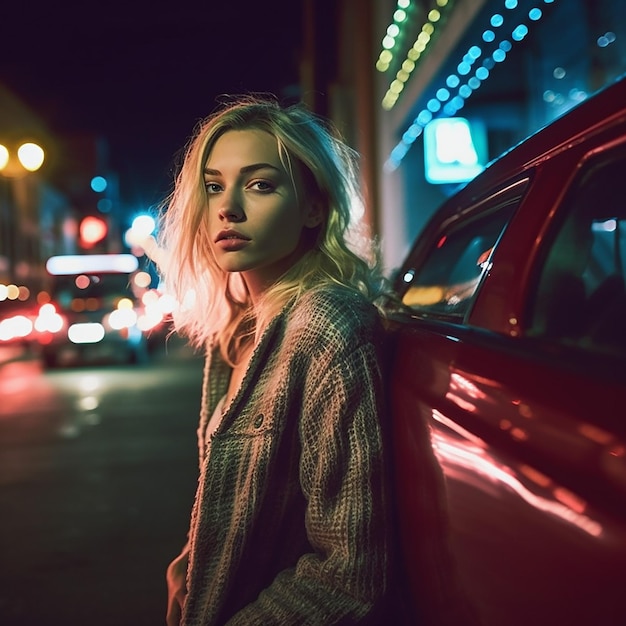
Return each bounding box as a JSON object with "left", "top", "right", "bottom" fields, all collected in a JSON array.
[{"left": 386, "top": 74, "right": 626, "bottom": 626}]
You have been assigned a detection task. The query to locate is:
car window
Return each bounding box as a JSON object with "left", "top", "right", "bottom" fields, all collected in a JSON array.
[
  {"left": 398, "top": 179, "right": 527, "bottom": 320},
  {"left": 51, "top": 273, "right": 136, "bottom": 312},
  {"left": 529, "top": 149, "right": 626, "bottom": 359}
]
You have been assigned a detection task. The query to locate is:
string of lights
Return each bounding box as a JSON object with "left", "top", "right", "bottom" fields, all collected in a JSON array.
[
  {"left": 377, "top": 0, "right": 456, "bottom": 111},
  {"left": 382, "top": 0, "right": 559, "bottom": 171}
]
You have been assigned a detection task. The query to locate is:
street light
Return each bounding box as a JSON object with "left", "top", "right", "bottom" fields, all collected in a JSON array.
[
  {"left": 0, "top": 141, "right": 45, "bottom": 176},
  {"left": 17, "top": 142, "right": 45, "bottom": 172},
  {"left": 0, "top": 145, "right": 9, "bottom": 170},
  {"left": 0, "top": 140, "right": 45, "bottom": 288}
]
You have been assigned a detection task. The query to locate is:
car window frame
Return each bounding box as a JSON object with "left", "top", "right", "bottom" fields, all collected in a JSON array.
[{"left": 394, "top": 176, "right": 530, "bottom": 323}]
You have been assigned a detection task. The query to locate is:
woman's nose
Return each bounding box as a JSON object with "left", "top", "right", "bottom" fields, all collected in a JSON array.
[{"left": 217, "top": 193, "right": 244, "bottom": 221}]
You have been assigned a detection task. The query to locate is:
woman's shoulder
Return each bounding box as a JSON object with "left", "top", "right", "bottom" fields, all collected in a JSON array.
[
  {"left": 300, "top": 283, "right": 376, "bottom": 314},
  {"left": 288, "top": 284, "right": 381, "bottom": 343}
]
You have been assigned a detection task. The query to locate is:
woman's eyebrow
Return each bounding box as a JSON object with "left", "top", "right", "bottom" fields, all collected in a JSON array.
[{"left": 203, "top": 163, "right": 282, "bottom": 176}]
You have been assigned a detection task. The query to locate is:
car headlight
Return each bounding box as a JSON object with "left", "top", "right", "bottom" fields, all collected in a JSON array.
[
  {"left": 34, "top": 303, "right": 64, "bottom": 334},
  {"left": 107, "top": 308, "right": 138, "bottom": 330},
  {"left": 0, "top": 315, "right": 33, "bottom": 341},
  {"left": 68, "top": 322, "right": 105, "bottom": 344}
]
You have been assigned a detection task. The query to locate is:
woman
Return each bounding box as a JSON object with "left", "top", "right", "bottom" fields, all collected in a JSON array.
[{"left": 157, "top": 95, "right": 400, "bottom": 625}]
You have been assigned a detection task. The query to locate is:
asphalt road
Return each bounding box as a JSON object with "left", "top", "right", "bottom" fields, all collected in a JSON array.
[{"left": 0, "top": 339, "right": 205, "bottom": 625}]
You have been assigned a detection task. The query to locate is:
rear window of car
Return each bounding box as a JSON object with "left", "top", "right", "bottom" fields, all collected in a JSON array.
[
  {"left": 44, "top": 254, "right": 144, "bottom": 314},
  {"left": 398, "top": 178, "right": 528, "bottom": 321},
  {"left": 528, "top": 147, "right": 626, "bottom": 359}
]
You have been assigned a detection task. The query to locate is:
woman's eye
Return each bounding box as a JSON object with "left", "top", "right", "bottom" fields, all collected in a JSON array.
[
  {"left": 204, "top": 182, "right": 222, "bottom": 194},
  {"left": 249, "top": 180, "right": 275, "bottom": 192}
]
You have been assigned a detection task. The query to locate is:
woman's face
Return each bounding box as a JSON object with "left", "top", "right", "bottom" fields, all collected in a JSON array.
[{"left": 204, "top": 128, "right": 320, "bottom": 296}]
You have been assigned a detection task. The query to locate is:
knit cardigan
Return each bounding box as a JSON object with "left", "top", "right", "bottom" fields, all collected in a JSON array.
[{"left": 180, "top": 285, "right": 397, "bottom": 625}]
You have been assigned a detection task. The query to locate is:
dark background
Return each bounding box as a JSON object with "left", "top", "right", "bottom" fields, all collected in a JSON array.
[{"left": 1, "top": 0, "right": 304, "bottom": 207}]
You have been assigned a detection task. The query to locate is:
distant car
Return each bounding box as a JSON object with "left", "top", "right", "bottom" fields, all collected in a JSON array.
[
  {"left": 385, "top": 75, "right": 626, "bottom": 626},
  {"left": 36, "top": 253, "right": 168, "bottom": 368}
]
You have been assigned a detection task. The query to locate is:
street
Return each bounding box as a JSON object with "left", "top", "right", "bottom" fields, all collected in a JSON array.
[{"left": 0, "top": 339, "right": 205, "bottom": 625}]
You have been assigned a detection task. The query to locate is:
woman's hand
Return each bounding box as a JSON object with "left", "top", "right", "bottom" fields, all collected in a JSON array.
[{"left": 166, "top": 547, "right": 189, "bottom": 626}]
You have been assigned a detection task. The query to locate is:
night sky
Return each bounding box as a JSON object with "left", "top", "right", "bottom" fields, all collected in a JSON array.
[{"left": 1, "top": 0, "right": 303, "bottom": 208}]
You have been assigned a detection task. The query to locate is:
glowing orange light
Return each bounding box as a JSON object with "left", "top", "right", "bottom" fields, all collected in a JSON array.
[{"left": 80, "top": 216, "right": 108, "bottom": 246}]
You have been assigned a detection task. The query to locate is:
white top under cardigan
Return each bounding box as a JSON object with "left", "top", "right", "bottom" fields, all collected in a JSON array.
[{"left": 204, "top": 394, "right": 226, "bottom": 443}]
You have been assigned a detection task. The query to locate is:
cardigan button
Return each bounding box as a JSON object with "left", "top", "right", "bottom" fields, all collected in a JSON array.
[{"left": 253, "top": 413, "right": 264, "bottom": 428}]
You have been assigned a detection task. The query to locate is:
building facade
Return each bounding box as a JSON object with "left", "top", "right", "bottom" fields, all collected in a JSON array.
[
  {"left": 0, "top": 84, "right": 120, "bottom": 307},
  {"left": 303, "top": 0, "right": 626, "bottom": 274}
]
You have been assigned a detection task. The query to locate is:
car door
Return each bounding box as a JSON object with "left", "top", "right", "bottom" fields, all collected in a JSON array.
[{"left": 388, "top": 151, "right": 626, "bottom": 626}]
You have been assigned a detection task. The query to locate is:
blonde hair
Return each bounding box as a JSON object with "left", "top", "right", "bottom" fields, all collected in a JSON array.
[{"left": 157, "top": 94, "right": 388, "bottom": 363}]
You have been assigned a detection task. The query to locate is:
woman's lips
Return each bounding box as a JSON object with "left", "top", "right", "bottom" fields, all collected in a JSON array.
[{"left": 215, "top": 233, "right": 251, "bottom": 251}]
